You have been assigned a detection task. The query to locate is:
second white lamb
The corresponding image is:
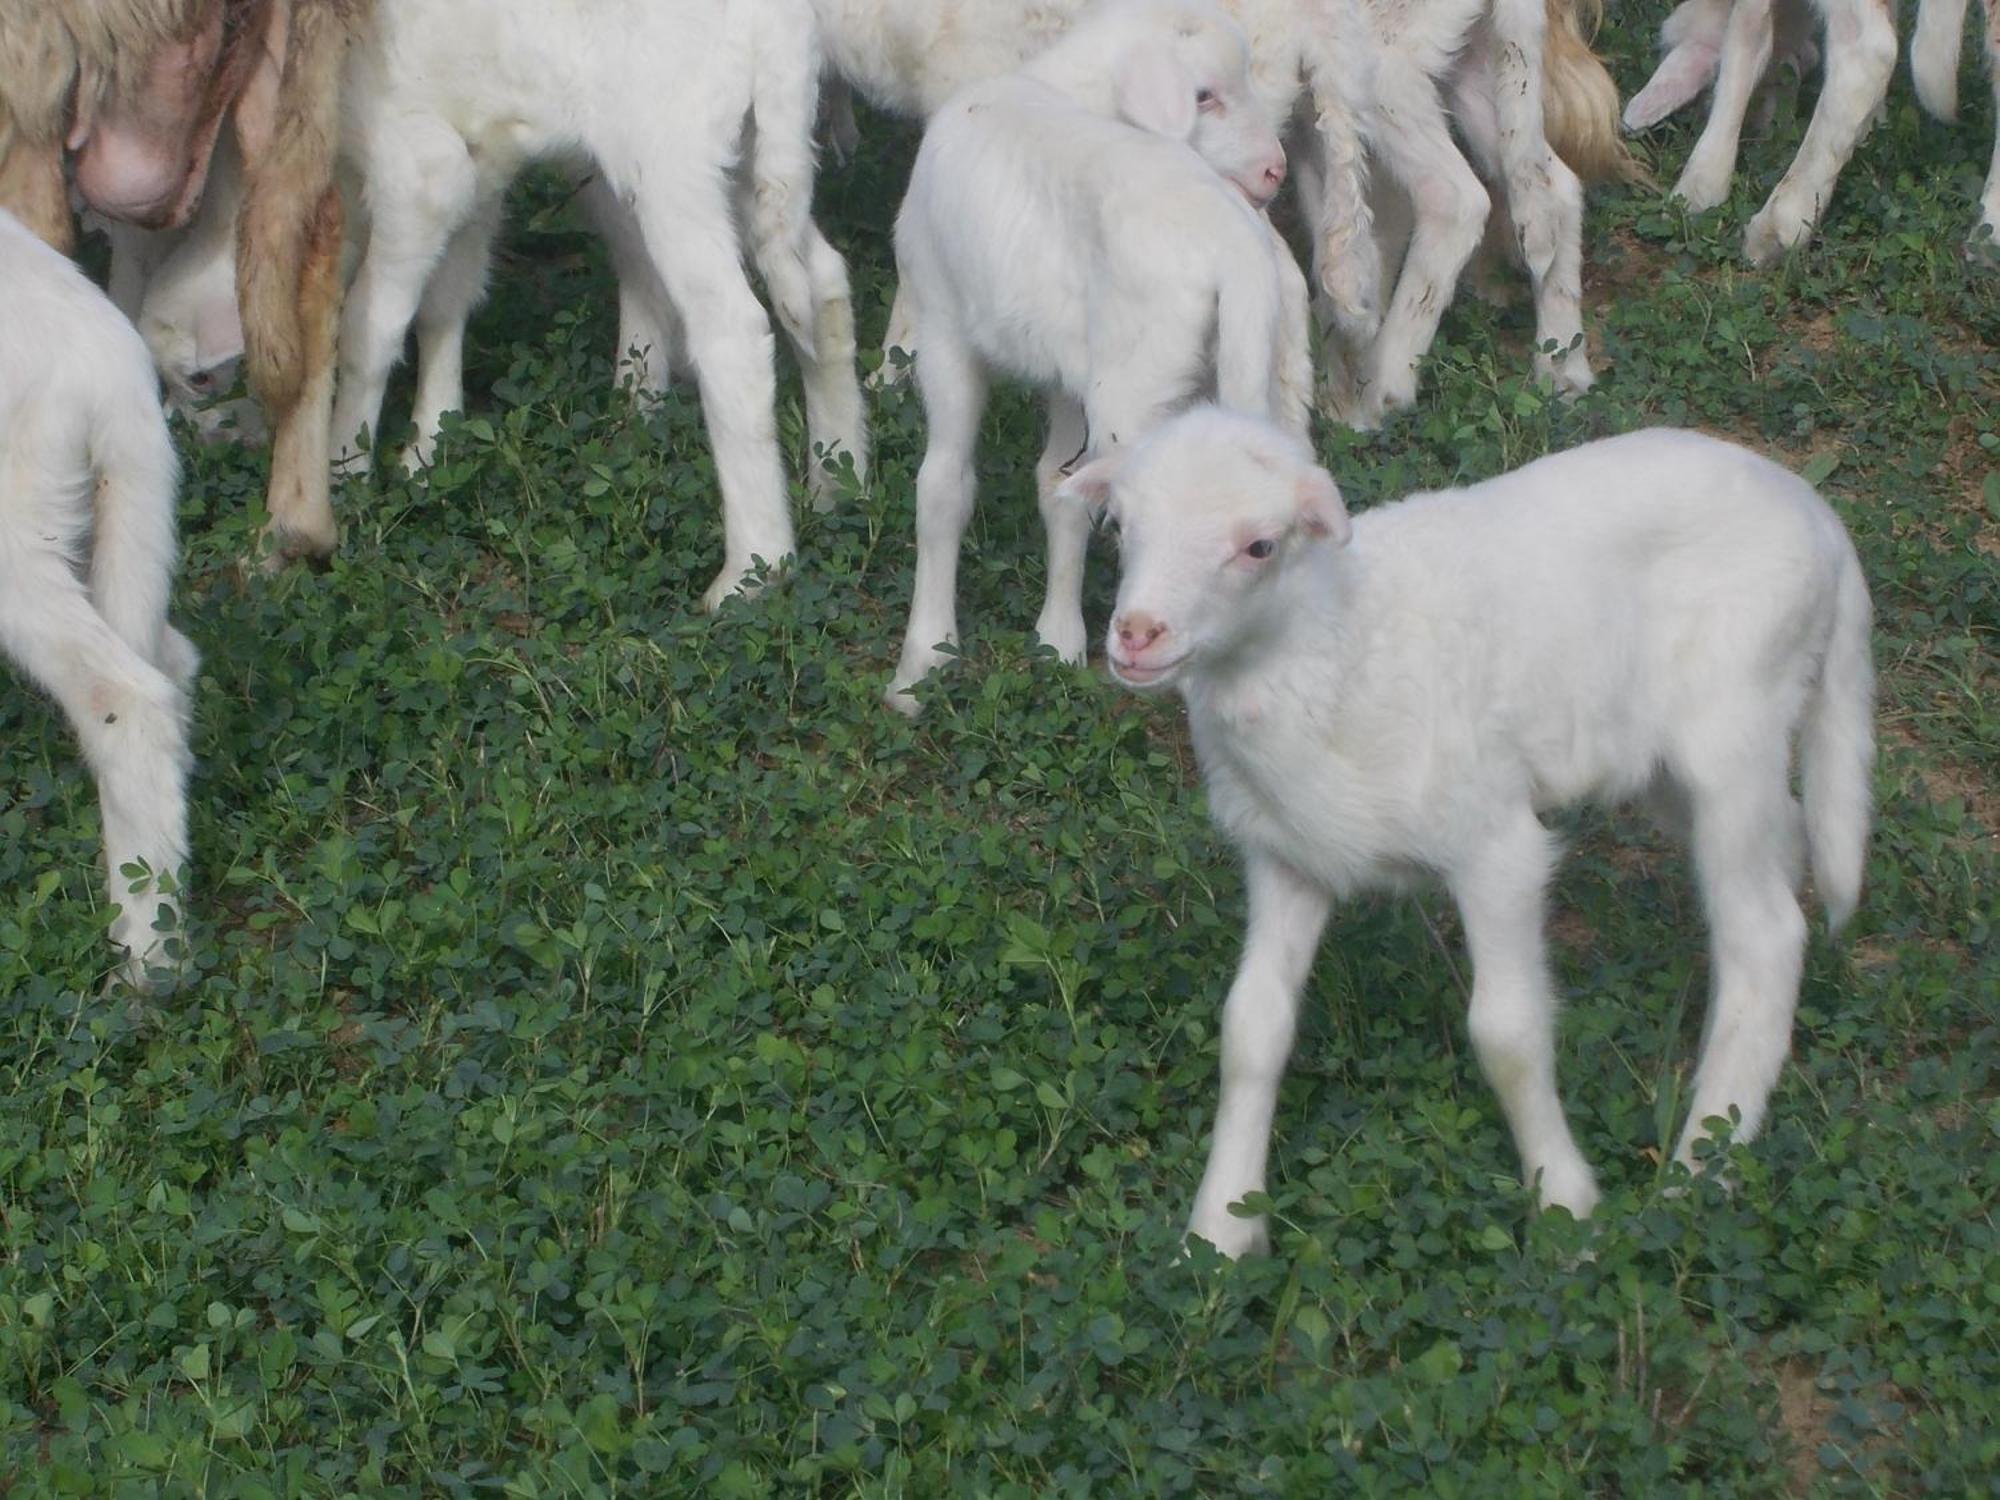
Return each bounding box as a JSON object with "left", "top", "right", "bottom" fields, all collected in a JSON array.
[{"left": 1061, "top": 410, "right": 1875, "bottom": 1257}]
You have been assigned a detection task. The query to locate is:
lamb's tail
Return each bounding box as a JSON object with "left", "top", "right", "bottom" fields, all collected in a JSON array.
[
  {"left": 87, "top": 365, "right": 186, "bottom": 674},
  {"left": 1214, "top": 225, "right": 1289, "bottom": 424},
  {"left": 1801, "top": 549, "right": 1875, "bottom": 932},
  {"left": 1542, "top": 0, "right": 1655, "bottom": 186},
  {"left": 1911, "top": 0, "right": 1969, "bottom": 119}
]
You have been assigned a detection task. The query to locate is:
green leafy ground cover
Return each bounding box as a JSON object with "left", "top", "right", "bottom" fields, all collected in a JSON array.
[{"left": 2, "top": 11, "right": 1995, "bottom": 1495}]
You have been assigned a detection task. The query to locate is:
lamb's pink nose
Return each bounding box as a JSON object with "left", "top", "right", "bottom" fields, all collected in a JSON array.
[
  {"left": 1115, "top": 611, "right": 1168, "bottom": 654},
  {"left": 1261, "top": 154, "right": 1287, "bottom": 194}
]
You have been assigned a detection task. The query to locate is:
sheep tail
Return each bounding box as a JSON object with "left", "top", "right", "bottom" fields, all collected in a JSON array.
[
  {"left": 1801, "top": 551, "right": 1875, "bottom": 932},
  {"left": 1541, "top": 0, "right": 1654, "bottom": 186}
]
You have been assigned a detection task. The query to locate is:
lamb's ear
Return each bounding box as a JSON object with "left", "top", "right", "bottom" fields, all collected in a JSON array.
[
  {"left": 1295, "top": 466, "right": 1351, "bottom": 546},
  {"left": 1113, "top": 43, "right": 1198, "bottom": 141},
  {"left": 1054, "top": 452, "right": 1122, "bottom": 521}
]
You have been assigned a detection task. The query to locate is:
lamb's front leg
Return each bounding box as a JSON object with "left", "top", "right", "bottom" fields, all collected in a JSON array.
[
  {"left": 1450, "top": 814, "right": 1600, "bottom": 1218},
  {"left": 1742, "top": 0, "right": 1898, "bottom": 264},
  {"left": 1672, "top": 0, "right": 1775, "bottom": 211},
  {"left": 1187, "top": 853, "right": 1332, "bottom": 1259}
]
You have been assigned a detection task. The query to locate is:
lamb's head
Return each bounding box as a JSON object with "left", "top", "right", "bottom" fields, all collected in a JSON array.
[
  {"left": 1057, "top": 407, "right": 1350, "bottom": 692},
  {"left": 1036, "top": 0, "right": 1288, "bottom": 205}
]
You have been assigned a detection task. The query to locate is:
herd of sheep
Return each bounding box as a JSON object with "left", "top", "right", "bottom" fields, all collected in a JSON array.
[{"left": 3, "top": 0, "right": 1984, "bottom": 1250}]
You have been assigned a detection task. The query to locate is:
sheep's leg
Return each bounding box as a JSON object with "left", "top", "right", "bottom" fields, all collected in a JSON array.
[
  {"left": 623, "top": 168, "right": 794, "bottom": 612},
  {"left": 1031, "top": 394, "right": 1091, "bottom": 666},
  {"left": 1673, "top": 0, "right": 1775, "bottom": 211},
  {"left": 0, "top": 544, "right": 191, "bottom": 988},
  {"left": 1294, "top": 15, "right": 1383, "bottom": 350},
  {"left": 1451, "top": 815, "right": 1600, "bottom": 1217},
  {"left": 1981, "top": 0, "right": 2000, "bottom": 250},
  {"left": 1356, "top": 59, "right": 1490, "bottom": 425},
  {"left": 873, "top": 282, "right": 919, "bottom": 389},
  {"left": 1743, "top": 0, "right": 1898, "bottom": 263},
  {"left": 738, "top": 54, "right": 868, "bottom": 502},
  {"left": 1673, "top": 757, "right": 1808, "bottom": 1172},
  {"left": 402, "top": 189, "right": 504, "bottom": 473},
  {"left": 1187, "top": 853, "right": 1331, "bottom": 1259},
  {"left": 1462, "top": 2, "right": 1592, "bottom": 396},
  {"left": 744, "top": 204, "right": 868, "bottom": 505},
  {"left": 1625, "top": 0, "right": 1732, "bottom": 131},
  {"left": 578, "top": 174, "right": 679, "bottom": 401},
  {"left": 329, "top": 121, "right": 478, "bottom": 475},
  {"left": 887, "top": 327, "right": 987, "bottom": 714}
]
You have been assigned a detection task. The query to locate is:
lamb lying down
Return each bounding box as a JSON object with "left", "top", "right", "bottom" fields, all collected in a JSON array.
[{"left": 1062, "top": 410, "right": 1875, "bottom": 1257}]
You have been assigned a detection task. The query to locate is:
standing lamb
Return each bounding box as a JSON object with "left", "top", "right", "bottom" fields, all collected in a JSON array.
[
  {"left": 1063, "top": 409, "right": 1874, "bottom": 1256},
  {"left": 0, "top": 208, "right": 198, "bottom": 988},
  {"left": 328, "top": 0, "right": 863, "bottom": 606},
  {"left": 886, "top": 0, "right": 1308, "bottom": 712}
]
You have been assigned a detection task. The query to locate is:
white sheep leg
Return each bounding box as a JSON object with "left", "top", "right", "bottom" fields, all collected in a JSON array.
[
  {"left": 1357, "top": 58, "right": 1490, "bottom": 424},
  {"left": 1032, "top": 394, "right": 1091, "bottom": 665},
  {"left": 1673, "top": 0, "right": 1775, "bottom": 211},
  {"left": 1452, "top": 816, "right": 1600, "bottom": 1216},
  {"left": 1625, "top": 0, "right": 1732, "bottom": 131},
  {"left": 330, "top": 120, "right": 479, "bottom": 473},
  {"left": 747, "top": 211, "right": 868, "bottom": 506},
  {"left": 622, "top": 168, "right": 795, "bottom": 611},
  {"left": 1474, "top": 0, "right": 1592, "bottom": 395},
  {"left": 0, "top": 545, "right": 191, "bottom": 987},
  {"left": 402, "top": 190, "right": 504, "bottom": 473},
  {"left": 1743, "top": 0, "right": 1898, "bottom": 264},
  {"left": 578, "top": 174, "right": 678, "bottom": 401},
  {"left": 873, "top": 281, "right": 919, "bottom": 388},
  {"left": 887, "top": 328, "right": 987, "bottom": 712},
  {"left": 1187, "top": 854, "right": 1332, "bottom": 1259},
  {"left": 1982, "top": 0, "right": 2000, "bottom": 249},
  {"left": 1672, "top": 756, "right": 1808, "bottom": 1171}
]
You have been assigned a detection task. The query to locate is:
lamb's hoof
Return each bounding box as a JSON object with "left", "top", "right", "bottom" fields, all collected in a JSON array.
[
  {"left": 1532, "top": 1161, "right": 1602, "bottom": 1221},
  {"left": 883, "top": 681, "right": 923, "bottom": 718},
  {"left": 701, "top": 552, "right": 787, "bottom": 613},
  {"left": 244, "top": 522, "right": 336, "bottom": 578},
  {"left": 1184, "top": 1209, "right": 1269, "bottom": 1261},
  {"left": 1671, "top": 160, "right": 1732, "bottom": 215},
  {"left": 1742, "top": 203, "right": 1815, "bottom": 267}
]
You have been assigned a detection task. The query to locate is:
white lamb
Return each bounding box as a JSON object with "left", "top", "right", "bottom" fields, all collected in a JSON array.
[
  {"left": 1060, "top": 408, "right": 1875, "bottom": 1257},
  {"left": 329, "top": 0, "right": 864, "bottom": 608},
  {"left": 1626, "top": 0, "right": 1997, "bottom": 260},
  {"left": 1, "top": 208, "right": 198, "bottom": 988},
  {"left": 886, "top": 0, "right": 1312, "bottom": 713}
]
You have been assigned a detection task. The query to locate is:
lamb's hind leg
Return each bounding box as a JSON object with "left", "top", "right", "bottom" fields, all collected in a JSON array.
[
  {"left": 1464, "top": 0, "right": 1593, "bottom": 395},
  {"left": 1673, "top": 746, "right": 1808, "bottom": 1173},
  {"left": 1742, "top": 0, "right": 1898, "bottom": 263},
  {"left": 1355, "top": 58, "right": 1490, "bottom": 424},
  {"left": 1032, "top": 393, "right": 1091, "bottom": 666},
  {"left": 0, "top": 545, "right": 191, "bottom": 987},
  {"left": 1451, "top": 811, "right": 1600, "bottom": 1217}
]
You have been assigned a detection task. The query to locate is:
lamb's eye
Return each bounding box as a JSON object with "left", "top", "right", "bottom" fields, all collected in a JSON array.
[
  {"left": 1244, "top": 538, "right": 1275, "bottom": 560},
  {"left": 1195, "top": 88, "right": 1218, "bottom": 110}
]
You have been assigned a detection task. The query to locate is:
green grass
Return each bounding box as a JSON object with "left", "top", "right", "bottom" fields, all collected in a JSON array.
[{"left": 3, "top": 12, "right": 1996, "bottom": 1495}]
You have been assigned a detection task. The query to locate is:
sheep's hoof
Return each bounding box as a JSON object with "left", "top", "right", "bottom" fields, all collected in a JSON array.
[
  {"left": 883, "top": 682, "right": 924, "bottom": 718},
  {"left": 243, "top": 522, "right": 337, "bottom": 578},
  {"left": 1743, "top": 203, "right": 1814, "bottom": 267},
  {"left": 1184, "top": 1211, "right": 1269, "bottom": 1261},
  {"left": 1531, "top": 1160, "right": 1601, "bottom": 1221},
  {"left": 701, "top": 553, "right": 787, "bottom": 614},
  {"left": 1670, "top": 160, "right": 1732, "bottom": 215}
]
